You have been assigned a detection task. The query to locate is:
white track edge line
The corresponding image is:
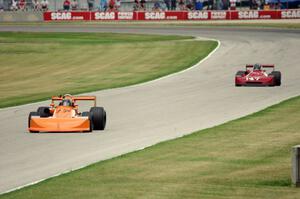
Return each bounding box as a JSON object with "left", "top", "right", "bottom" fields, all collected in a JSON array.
[
  {"left": 0, "top": 38, "right": 221, "bottom": 195},
  {"left": 0, "top": 38, "right": 220, "bottom": 111},
  {"left": 109, "top": 38, "right": 221, "bottom": 90}
]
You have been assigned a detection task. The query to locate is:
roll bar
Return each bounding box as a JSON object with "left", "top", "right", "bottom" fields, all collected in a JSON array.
[{"left": 51, "top": 95, "right": 97, "bottom": 106}]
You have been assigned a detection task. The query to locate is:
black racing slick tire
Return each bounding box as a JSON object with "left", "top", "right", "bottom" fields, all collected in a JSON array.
[
  {"left": 37, "top": 107, "right": 51, "bottom": 118},
  {"left": 28, "top": 112, "right": 39, "bottom": 133},
  {"left": 82, "top": 111, "right": 93, "bottom": 132},
  {"left": 270, "top": 71, "right": 281, "bottom": 86},
  {"left": 90, "top": 107, "right": 106, "bottom": 130}
]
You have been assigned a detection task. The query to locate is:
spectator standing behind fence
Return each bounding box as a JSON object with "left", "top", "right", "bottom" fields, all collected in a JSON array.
[
  {"left": 108, "top": 0, "right": 115, "bottom": 11},
  {"left": 250, "top": 0, "right": 259, "bottom": 9},
  {"left": 32, "top": 0, "right": 41, "bottom": 11},
  {"left": 0, "top": 2, "right": 4, "bottom": 11},
  {"left": 133, "top": 0, "right": 139, "bottom": 11},
  {"left": 87, "top": 0, "right": 94, "bottom": 10},
  {"left": 185, "top": 0, "right": 193, "bottom": 10},
  {"left": 249, "top": 0, "right": 253, "bottom": 9},
  {"left": 63, "top": 0, "right": 71, "bottom": 10},
  {"left": 115, "top": 0, "right": 121, "bottom": 11},
  {"left": 229, "top": 0, "right": 236, "bottom": 9},
  {"left": 153, "top": 0, "right": 161, "bottom": 11},
  {"left": 178, "top": 0, "right": 185, "bottom": 10},
  {"left": 40, "top": 0, "right": 49, "bottom": 11},
  {"left": 256, "top": 0, "right": 263, "bottom": 9},
  {"left": 71, "top": 0, "right": 78, "bottom": 10},
  {"left": 195, "top": 0, "right": 203, "bottom": 10},
  {"left": 100, "top": 0, "right": 107, "bottom": 11},
  {"left": 171, "top": 0, "right": 176, "bottom": 9},
  {"left": 207, "top": 0, "right": 213, "bottom": 9},
  {"left": 140, "top": 0, "right": 146, "bottom": 10},
  {"left": 221, "top": 0, "right": 228, "bottom": 10},
  {"left": 19, "top": 0, "right": 26, "bottom": 10},
  {"left": 11, "top": 0, "right": 18, "bottom": 10},
  {"left": 164, "top": 0, "right": 171, "bottom": 10}
]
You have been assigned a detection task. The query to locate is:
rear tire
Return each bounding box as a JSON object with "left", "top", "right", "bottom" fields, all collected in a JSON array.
[
  {"left": 37, "top": 107, "right": 51, "bottom": 118},
  {"left": 270, "top": 71, "right": 281, "bottom": 86},
  {"left": 28, "top": 112, "right": 39, "bottom": 133},
  {"left": 90, "top": 107, "right": 106, "bottom": 130}
]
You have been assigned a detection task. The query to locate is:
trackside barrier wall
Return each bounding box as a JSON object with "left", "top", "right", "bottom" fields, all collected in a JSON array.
[
  {"left": 44, "top": 9, "right": 300, "bottom": 21},
  {"left": 0, "top": 12, "right": 43, "bottom": 22}
]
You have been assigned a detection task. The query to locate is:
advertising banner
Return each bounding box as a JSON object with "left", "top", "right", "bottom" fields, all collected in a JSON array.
[{"left": 44, "top": 9, "right": 300, "bottom": 21}]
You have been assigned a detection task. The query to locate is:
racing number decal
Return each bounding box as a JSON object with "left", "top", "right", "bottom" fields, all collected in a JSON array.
[{"left": 246, "top": 76, "right": 260, "bottom": 81}]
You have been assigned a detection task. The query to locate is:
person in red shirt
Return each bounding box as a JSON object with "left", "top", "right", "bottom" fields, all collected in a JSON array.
[
  {"left": 18, "top": 0, "right": 26, "bottom": 10},
  {"left": 63, "top": 0, "right": 71, "bottom": 11},
  {"left": 108, "top": 0, "right": 115, "bottom": 11}
]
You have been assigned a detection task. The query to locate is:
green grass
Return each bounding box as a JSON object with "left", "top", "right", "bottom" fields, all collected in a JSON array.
[
  {"left": 0, "top": 32, "right": 217, "bottom": 108},
  {"left": 2, "top": 95, "right": 300, "bottom": 198}
]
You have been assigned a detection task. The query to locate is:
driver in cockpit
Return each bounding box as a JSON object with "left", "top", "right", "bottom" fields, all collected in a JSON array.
[
  {"left": 253, "top": 63, "right": 262, "bottom": 71},
  {"left": 61, "top": 99, "right": 72, "bottom": 107}
]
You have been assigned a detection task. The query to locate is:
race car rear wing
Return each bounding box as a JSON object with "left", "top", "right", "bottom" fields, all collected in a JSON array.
[
  {"left": 51, "top": 95, "right": 97, "bottom": 106},
  {"left": 246, "top": 64, "right": 275, "bottom": 70}
]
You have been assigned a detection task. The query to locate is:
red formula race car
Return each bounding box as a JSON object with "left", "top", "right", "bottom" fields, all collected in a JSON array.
[
  {"left": 28, "top": 94, "right": 106, "bottom": 133},
  {"left": 235, "top": 64, "right": 281, "bottom": 87}
]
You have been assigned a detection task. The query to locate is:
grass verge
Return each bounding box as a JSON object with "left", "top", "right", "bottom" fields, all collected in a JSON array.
[
  {"left": 0, "top": 32, "right": 217, "bottom": 108},
  {"left": 1, "top": 95, "right": 300, "bottom": 198}
]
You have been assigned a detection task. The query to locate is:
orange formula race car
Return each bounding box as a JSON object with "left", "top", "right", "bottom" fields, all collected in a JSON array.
[{"left": 28, "top": 94, "right": 106, "bottom": 133}]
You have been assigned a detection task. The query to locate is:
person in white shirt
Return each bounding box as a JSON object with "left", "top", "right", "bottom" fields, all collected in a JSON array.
[
  {"left": 32, "top": 0, "right": 41, "bottom": 11},
  {"left": 40, "top": 0, "right": 49, "bottom": 11},
  {"left": 11, "top": 0, "right": 18, "bottom": 11},
  {"left": 71, "top": 0, "right": 79, "bottom": 10}
]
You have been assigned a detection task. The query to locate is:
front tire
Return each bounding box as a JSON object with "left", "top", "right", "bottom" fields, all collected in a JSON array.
[
  {"left": 37, "top": 107, "right": 51, "bottom": 118},
  {"left": 90, "top": 107, "right": 106, "bottom": 130},
  {"left": 236, "top": 71, "right": 245, "bottom": 76}
]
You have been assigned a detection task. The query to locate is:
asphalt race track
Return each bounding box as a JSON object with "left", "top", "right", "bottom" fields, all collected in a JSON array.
[{"left": 0, "top": 25, "right": 300, "bottom": 193}]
